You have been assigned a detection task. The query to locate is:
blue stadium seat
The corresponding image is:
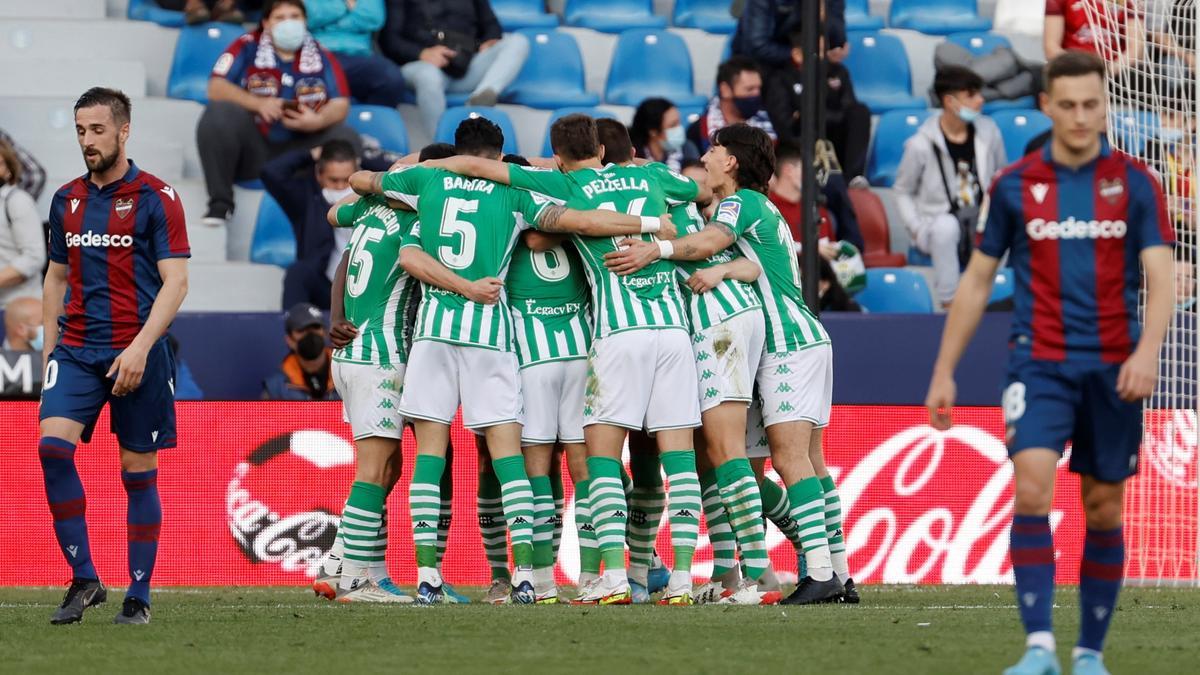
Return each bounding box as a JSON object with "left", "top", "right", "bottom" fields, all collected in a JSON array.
[
  {"left": 989, "top": 267, "right": 1014, "bottom": 305},
  {"left": 866, "top": 109, "right": 934, "bottom": 187},
  {"left": 606, "top": 30, "right": 707, "bottom": 108},
  {"left": 492, "top": 0, "right": 559, "bottom": 30},
  {"left": 250, "top": 193, "right": 296, "bottom": 269},
  {"left": 346, "top": 105, "right": 410, "bottom": 155},
  {"left": 889, "top": 0, "right": 992, "bottom": 35},
  {"left": 541, "top": 107, "right": 619, "bottom": 157},
  {"left": 673, "top": 0, "right": 737, "bottom": 34},
  {"left": 128, "top": 0, "right": 185, "bottom": 27},
  {"left": 946, "top": 31, "right": 1011, "bottom": 56},
  {"left": 990, "top": 109, "right": 1052, "bottom": 161},
  {"left": 435, "top": 107, "right": 520, "bottom": 155},
  {"left": 856, "top": 268, "right": 935, "bottom": 313},
  {"left": 167, "top": 23, "right": 244, "bottom": 103},
  {"left": 845, "top": 0, "right": 885, "bottom": 30},
  {"left": 843, "top": 31, "right": 926, "bottom": 113},
  {"left": 983, "top": 96, "right": 1037, "bottom": 113},
  {"left": 565, "top": 0, "right": 667, "bottom": 33},
  {"left": 907, "top": 247, "right": 933, "bottom": 266},
  {"left": 503, "top": 30, "right": 600, "bottom": 109},
  {"left": 1110, "top": 109, "right": 1160, "bottom": 156}
]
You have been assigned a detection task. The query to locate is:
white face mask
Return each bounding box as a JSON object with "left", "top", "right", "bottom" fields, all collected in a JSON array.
[
  {"left": 272, "top": 18, "right": 307, "bottom": 52},
  {"left": 322, "top": 187, "right": 354, "bottom": 204}
]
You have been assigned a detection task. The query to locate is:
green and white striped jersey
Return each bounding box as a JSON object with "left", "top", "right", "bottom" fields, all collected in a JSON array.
[
  {"left": 507, "top": 237, "right": 591, "bottom": 368},
  {"left": 330, "top": 195, "right": 421, "bottom": 367},
  {"left": 713, "top": 189, "right": 829, "bottom": 353},
  {"left": 383, "top": 165, "right": 551, "bottom": 351},
  {"left": 506, "top": 162, "right": 694, "bottom": 339},
  {"left": 669, "top": 200, "right": 761, "bottom": 333}
]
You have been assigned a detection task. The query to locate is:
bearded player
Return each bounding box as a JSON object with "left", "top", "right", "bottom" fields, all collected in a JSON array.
[
  {"left": 39, "top": 87, "right": 190, "bottom": 625},
  {"left": 926, "top": 51, "right": 1174, "bottom": 675}
]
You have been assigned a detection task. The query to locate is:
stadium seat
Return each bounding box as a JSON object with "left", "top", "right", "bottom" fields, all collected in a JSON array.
[
  {"left": 945, "top": 31, "right": 1011, "bottom": 57},
  {"left": 866, "top": 109, "right": 935, "bottom": 187},
  {"left": 856, "top": 268, "right": 935, "bottom": 313},
  {"left": 843, "top": 32, "right": 926, "bottom": 113},
  {"left": 990, "top": 267, "right": 1014, "bottom": 305},
  {"left": 564, "top": 0, "right": 667, "bottom": 33},
  {"left": 982, "top": 96, "right": 1037, "bottom": 113},
  {"left": 847, "top": 188, "right": 907, "bottom": 268},
  {"left": 541, "top": 107, "right": 619, "bottom": 157},
  {"left": 888, "top": 0, "right": 992, "bottom": 36},
  {"left": 346, "top": 105, "right": 410, "bottom": 155},
  {"left": 249, "top": 193, "right": 296, "bottom": 269},
  {"left": 502, "top": 30, "right": 600, "bottom": 109},
  {"left": 127, "top": 0, "right": 185, "bottom": 27},
  {"left": 990, "top": 109, "right": 1052, "bottom": 161},
  {"left": 167, "top": 23, "right": 243, "bottom": 103},
  {"left": 435, "top": 107, "right": 520, "bottom": 155},
  {"left": 491, "top": 0, "right": 559, "bottom": 30},
  {"left": 606, "top": 30, "right": 708, "bottom": 108},
  {"left": 673, "top": 0, "right": 737, "bottom": 34},
  {"left": 907, "top": 247, "right": 933, "bottom": 266},
  {"left": 1110, "top": 109, "right": 1160, "bottom": 155},
  {"left": 845, "top": 0, "right": 885, "bottom": 30}
]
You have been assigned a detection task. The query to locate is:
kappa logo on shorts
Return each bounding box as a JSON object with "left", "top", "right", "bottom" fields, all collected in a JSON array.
[
  {"left": 378, "top": 399, "right": 395, "bottom": 409},
  {"left": 700, "top": 369, "right": 715, "bottom": 380},
  {"left": 696, "top": 352, "right": 711, "bottom": 362},
  {"left": 777, "top": 402, "right": 795, "bottom": 413},
  {"left": 775, "top": 382, "right": 793, "bottom": 393},
  {"left": 775, "top": 365, "right": 792, "bottom": 375},
  {"left": 704, "top": 387, "right": 720, "bottom": 399},
  {"left": 379, "top": 419, "right": 396, "bottom": 430}
]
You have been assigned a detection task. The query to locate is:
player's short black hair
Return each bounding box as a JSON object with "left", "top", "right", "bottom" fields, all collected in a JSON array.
[
  {"left": 710, "top": 123, "right": 775, "bottom": 194},
  {"left": 419, "top": 142, "right": 457, "bottom": 161},
  {"left": 263, "top": 0, "right": 306, "bottom": 20},
  {"left": 549, "top": 113, "right": 600, "bottom": 162},
  {"left": 502, "top": 154, "right": 531, "bottom": 167},
  {"left": 716, "top": 56, "right": 761, "bottom": 89},
  {"left": 629, "top": 98, "right": 675, "bottom": 150},
  {"left": 1044, "top": 50, "right": 1107, "bottom": 91},
  {"left": 454, "top": 116, "right": 504, "bottom": 159},
  {"left": 596, "top": 119, "right": 634, "bottom": 165},
  {"left": 74, "top": 87, "right": 132, "bottom": 126},
  {"left": 933, "top": 65, "right": 984, "bottom": 104},
  {"left": 774, "top": 140, "right": 804, "bottom": 167},
  {"left": 317, "top": 139, "right": 357, "bottom": 168}
]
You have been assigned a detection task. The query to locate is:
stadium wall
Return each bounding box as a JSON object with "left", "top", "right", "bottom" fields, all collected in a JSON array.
[{"left": 3, "top": 402, "right": 1194, "bottom": 587}]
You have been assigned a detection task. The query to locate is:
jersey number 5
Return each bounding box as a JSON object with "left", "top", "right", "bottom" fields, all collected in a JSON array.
[{"left": 439, "top": 197, "right": 478, "bottom": 269}]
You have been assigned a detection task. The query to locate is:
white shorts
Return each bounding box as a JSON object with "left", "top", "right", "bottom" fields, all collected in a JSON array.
[
  {"left": 521, "top": 359, "right": 587, "bottom": 445},
  {"left": 756, "top": 343, "right": 833, "bottom": 430},
  {"left": 746, "top": 398, "right": 770, "bottom": 459},
  {"left": 399, "top": 340, "right": 523, "bottom": 431},
  {"left": 694, "top": 310, "right": 765, "bottom": 414},
  {"left": 583, "top": 328, "right": 701, "bottom": 433},
  {"left": 332, "top": 360, "right": 406, "bottom": 440}
]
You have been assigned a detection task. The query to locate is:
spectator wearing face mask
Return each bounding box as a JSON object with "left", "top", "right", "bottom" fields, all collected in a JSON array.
[
  {"left": 2, "top": 295, "right": 43, "bottom": 352},
  {"left": 630, "top": 98, "right": 700, "bottom": 172},
  {"left": 686, "top": 56, "right": 776, "bottom": 153},
  {"left": 263, "top": 302, "right": 340, "bottom": 400}
]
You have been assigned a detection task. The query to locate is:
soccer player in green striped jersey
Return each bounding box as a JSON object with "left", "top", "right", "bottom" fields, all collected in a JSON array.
[
  {"left": 349, "top": 117, "right": 676, "bottom": 605},
  {"left": 599, "top": 121, "right": 781, "bottom": 605},
  {"left": 426, "top": 114, "right": 710, "bottom": 606},
  {"left": 605, "top": 123, "right": 845, "bottom": 604}
]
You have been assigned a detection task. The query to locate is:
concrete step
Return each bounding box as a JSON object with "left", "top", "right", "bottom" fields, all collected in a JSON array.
[
  {"left": 0, "top": 0, "right": 107, "bottom": 20},
  {"left": 0, "top": 58, "right": 147, "bottom": 98},
  {"left": 182, "top": 262, "right": 285, "bottom": 312}
]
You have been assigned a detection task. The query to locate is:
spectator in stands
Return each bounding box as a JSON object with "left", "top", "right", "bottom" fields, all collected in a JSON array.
[
  {"left": 687, "top": 56, "right": 776, "bottom": 153},
  {"left": 894, "top": 66, "right": 1006, "bottom": 308},
  {"left": 766, "top": 30, "right": 871, "bottom": 185},
  {"left": 0, "top": 140, "right": 45, "bottom": 310},
  {"left": 2, "top": 296, "right": 42, "bottom": 351},
  {"left": 0, "top": 129, "right": 45, "bottom": 200},
  {"left": 263, "top": 302, "right": 340, "bottom": 400},
  {"left": 630, "top": 98, "right": 700, "bottom": 172},
  {"left": 733, "top": 0, "right": 849, "bottom": 77},
  {"left": 198, "top": 0, "right": 360, "bottom": 226},
  {"left": 380, "top": 0, "right": 530, "bottom": 137},
  {"left": 262, "top": 139, "right": 359, "bottom": 310},
  {"left": 818, "top": 258, "right": 862, "bottom": 313},
  {"left": 1044, "top": 0, "right": 1144, "bottom": 62},
  {"left": 163, "top": 0, "right": 247, "bottom": 25},
  {"left": 769, "top": 141, "right": 864, "bottom": 253},
  {"left": 307, "top": 0, "right": 407, "bottom": 107}
]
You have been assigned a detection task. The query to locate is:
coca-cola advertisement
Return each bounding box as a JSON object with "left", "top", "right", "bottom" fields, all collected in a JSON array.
[{"left": 1, "top": 402, "right": 1195, "bottom": 586}]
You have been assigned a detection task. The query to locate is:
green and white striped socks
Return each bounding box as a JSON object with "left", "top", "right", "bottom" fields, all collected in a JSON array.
[
  {"left": 477, "top": 471, "right": 510, "bottom": 581},
  {"left": 437, "top": 467, "right": 452, "bottom": 569},
  {"left": 574, "top": 478, "right": 601, "bottom": 582},
  {"left": 529, "top": 475, "right": 556, "bottom": 572},
  {"left": 492, "top": 456, "right": 535, "bottom": 569},
  {"left": 787, "top": 477, "right": 834, "bottom": 582},
  {"left": 409, "top": 455, "right": 444, "bottom": 570},
  {"left": 339, "top": 481, "right": 386, "bottom": 590},
  {"left": 627, "top": 452, "right": 665, "bottom": 587},
  {"left": 700, "top": 470, "right": 737, "bottom": 581},
  {"left": 715, "top": 458, "right": 771, "bottom": 583},
  {"left": 660, "top": 450, "right": 701, "bottom": 573},
  {"left": 820, "top": 475, "right": 850, "bottom": 583},
  {"left": 586, "top": 456, "right": 629, "bottom": 571},
  {"left": 760, "top": 476, "right": 804, "bottom": 553}
]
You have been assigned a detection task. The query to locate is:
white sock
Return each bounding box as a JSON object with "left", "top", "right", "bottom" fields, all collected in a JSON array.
[
  {"left": 805, "top": 546, "right": 834, "bottom": 582},
  {"left": 628, "top": 562, "right": 650, "bottom": 587},
  {"left": 831, "top": 549, "right": 849, "bottom": 583},
  {"left": 418, "top": 566, "right": 442, "bottom": 587},
  {"left": 1027, "top": 631, "right": 1056, "bottom": 652},
  {"left": 668, "top": 570, "right": 691, "bottom": 592},
  {"left": 321, "top": 500, "right": 349, "bottom": 576},
  {"left": 602, "top": 568, "right": 626, "bottom": 586},
  {"left": 578, "top": 571, "right": 599, "bottom": 587},
  {"left": 1071, "top": 648, "right": 1100, "bottom": 661}
]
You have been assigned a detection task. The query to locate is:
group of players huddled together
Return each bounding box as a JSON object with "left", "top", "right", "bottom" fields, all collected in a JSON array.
[{"left": 310, "top": 112, "right": 855, "bottom": 606}]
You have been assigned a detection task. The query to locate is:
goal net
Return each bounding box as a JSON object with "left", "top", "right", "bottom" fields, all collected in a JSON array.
[{"left": 1082, "top": 0, "right": 1199, "bottom": 586}]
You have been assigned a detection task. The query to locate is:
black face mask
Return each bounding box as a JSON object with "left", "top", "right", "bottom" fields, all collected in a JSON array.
[
  {"left": 733, "top": 95, "right": 762, "bottom": 119},
  {"left": 296, "top": 332, "right": 326, "bottom": 360}
]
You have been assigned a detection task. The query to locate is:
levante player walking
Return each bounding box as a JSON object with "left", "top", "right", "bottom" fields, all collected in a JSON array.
[
  {"left": 925, "top": 52, "right": 1175, "bottom": 675},
  {"left": 39, "top": 88, "right": 190, "bottom": 625}
]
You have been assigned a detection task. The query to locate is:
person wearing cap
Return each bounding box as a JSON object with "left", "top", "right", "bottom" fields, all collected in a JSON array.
[{"left": 263, "top": 302, "right": 340, "bottom": 400}]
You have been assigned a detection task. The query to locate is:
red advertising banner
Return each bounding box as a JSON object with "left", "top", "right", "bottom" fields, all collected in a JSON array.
[{"left": 1, "top": 403, "right": 1195, "bottom": 586}]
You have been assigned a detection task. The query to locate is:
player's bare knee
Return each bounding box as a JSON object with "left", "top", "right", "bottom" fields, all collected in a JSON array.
[
  {"left": 120, "top": 449, "right": 157, "bottom": 473},
  {"left": 1012, "top": 479, "right": 1053, "bottom": 515},
  {"left": 1082, "top": 479, "right": 1125, "bottom": 530},
  {"left": 40, "top": 418, "right": 85, "bottom": 445}
]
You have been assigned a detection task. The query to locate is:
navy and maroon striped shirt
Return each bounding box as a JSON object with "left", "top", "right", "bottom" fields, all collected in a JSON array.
[
  {"left": 981, "top": 140, "right": 1175, "bottom": 363},
  {"left": 47, "top": 162, "right": 190, "bottom": 350}
]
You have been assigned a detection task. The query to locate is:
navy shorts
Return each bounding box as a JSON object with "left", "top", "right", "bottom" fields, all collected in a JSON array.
[
  {"left": 1003, "top": 356, "right": 1142, "bottom": 482},
  {"left": 39, "top": 338, "right": 178, "bottom": 452}
]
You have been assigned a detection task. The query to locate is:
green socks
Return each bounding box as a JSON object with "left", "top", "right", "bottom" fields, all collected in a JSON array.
[
  {"left": 715, "top": 458, "right": 771, "bottom": 583},
  {"left": 820, "top": 475, "right": 849, "bottom": 582},
  {"left": 587, "top": 456, "right": 629, "bottom": 571},
  {"left": 492, "top": 456, "right": 535, "bottom": 569},
  {"left": 660, "top": 450, "right": 701, "bottom": 573},
  {"left": 760, "top": 476, "right": 804, "bottom": 552},
  {"left": 338, "top": 481, "right": 385, "bottom": 590},
  {"left": 787, "top": 477, "right": 833, "bottom": 582},
  {"left": 700, "top": 470, "right": 737, "bottom": 579},
  {"left": 477, "top": 470, "right": 510, "bottom": 581},
  {"left": 529, "top": 475, "right": 556, "bottom": 570},
  {"left": 574, "top": 478, "right": 601, "bottom": 576},
  {"left": 409, "top": 455, "right": 444, "bottom": 569}
]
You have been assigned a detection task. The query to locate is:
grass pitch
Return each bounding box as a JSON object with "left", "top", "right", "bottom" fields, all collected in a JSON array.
[{"left": 1, "top": 585, "right": 1197, "bottom": 674}]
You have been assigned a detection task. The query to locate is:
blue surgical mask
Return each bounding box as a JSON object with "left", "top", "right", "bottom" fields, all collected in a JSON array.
[
  {"left": 957, "top": 104, "right": 981, "bottom": 124},
  {"left": 29, "top": 325, "right": 43, "bottom": 352},
  {"left": 272, "top": 19, "right": 307, "bottom": 52},
  {"left": 663, "top": 125, "right": 686, "bottom": 152}
]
